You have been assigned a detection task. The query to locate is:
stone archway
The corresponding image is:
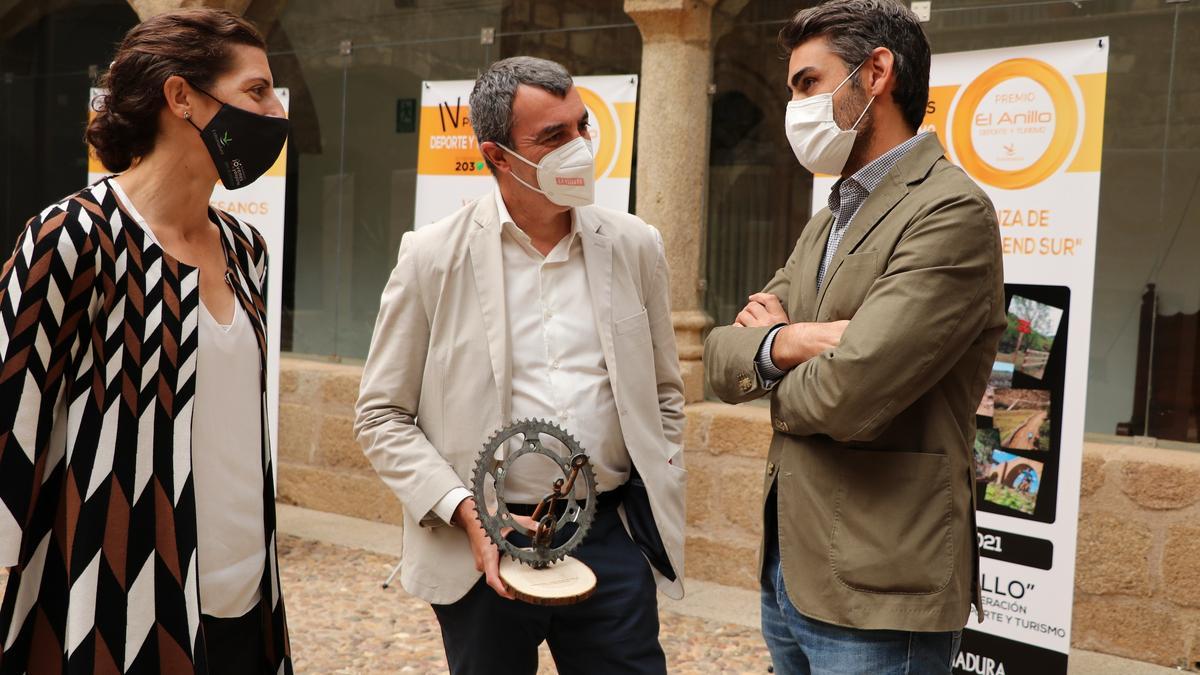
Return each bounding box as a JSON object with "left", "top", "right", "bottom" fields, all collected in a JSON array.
[
  {"left": 985, "top": 457, "right": 1044, "bottom": 488},
  {"left": 126, "top": 0, "right": 251, "bottom": 20},
  {"left": 1003, "top": 462, "right": 1038, "bottom": 487}
]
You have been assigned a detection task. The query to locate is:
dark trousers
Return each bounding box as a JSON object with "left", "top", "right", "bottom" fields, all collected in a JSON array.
[
  {"left": 201, "top": 602, "right": 268, "bottom": 675},
  {"left": 432, "top": 505, "right": 667, "bottom": 675}
]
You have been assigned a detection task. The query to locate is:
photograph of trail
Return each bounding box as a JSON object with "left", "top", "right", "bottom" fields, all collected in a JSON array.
[{"left": 993, "top": 388, "right": 1052, "bottom": 452}]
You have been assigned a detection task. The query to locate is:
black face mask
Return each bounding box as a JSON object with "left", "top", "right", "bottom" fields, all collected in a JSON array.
[{"left": 186, "top": 83, "right": 290, "bottom": 190}]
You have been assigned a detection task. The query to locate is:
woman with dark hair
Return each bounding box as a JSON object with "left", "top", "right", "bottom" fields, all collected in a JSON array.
[{"left": 0, "top": 8, "right": 292, "bottom": 674}]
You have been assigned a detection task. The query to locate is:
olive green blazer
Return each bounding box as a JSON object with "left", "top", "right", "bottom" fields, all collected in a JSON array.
[{"left": 705, "top": 135, "right": 1005, "bottom": 632}]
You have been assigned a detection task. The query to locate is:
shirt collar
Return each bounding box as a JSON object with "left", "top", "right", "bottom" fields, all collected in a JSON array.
[
  {"left": 495, "top": 188, "right": 579, "bottom": 259},
  {"left": 829, "top": 131, "right": 932, "bottom": 213}
]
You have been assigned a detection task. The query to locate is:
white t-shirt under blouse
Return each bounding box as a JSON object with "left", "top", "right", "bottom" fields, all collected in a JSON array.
[{"left": 193, "top": 301, "right": 265, "bottom": 618}]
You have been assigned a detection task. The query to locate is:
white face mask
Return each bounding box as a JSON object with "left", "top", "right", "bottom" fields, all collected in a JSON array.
[
  {"left": 784, "top": 60, "right": 876, "bottom": 176},
  {"left": 497, "top": 136, "right": 596, "bottom": 207}
]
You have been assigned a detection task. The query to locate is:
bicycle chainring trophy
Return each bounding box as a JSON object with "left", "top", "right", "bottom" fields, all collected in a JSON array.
[{"left": 471, "top": 419, "right": 598, "bottom": 605}]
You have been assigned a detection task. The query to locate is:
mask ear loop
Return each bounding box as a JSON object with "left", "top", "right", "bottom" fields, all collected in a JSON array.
[
  {"left": 832, "top": 58, "right": 876, "bottom": 132},
  {"left": 181, "top": 79, "right": 222, "bottom": 133},
  {"left": 831, "top": 58, "right": 868, "bottom": 97},
  {"left": 494, "top": 142, "right": 548, "bottom": 196},
  {"left": 850, "top": 95, "right": 876, "bottom": 132},
  {"left": 187, "top": 81, "right": 223, "bottom": 105}
]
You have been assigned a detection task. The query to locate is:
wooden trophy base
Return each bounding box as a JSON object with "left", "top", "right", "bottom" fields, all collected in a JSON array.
[{"left": 499, "top": 555, "right": 597, "bottom": 606}]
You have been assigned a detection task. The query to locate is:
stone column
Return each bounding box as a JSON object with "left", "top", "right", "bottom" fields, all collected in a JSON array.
[
  {"left": 625, "top": 0, "right": 718, "bottom": 403},
  {"left": 126, "top": 0, "right": 253, "bottom": 20}
]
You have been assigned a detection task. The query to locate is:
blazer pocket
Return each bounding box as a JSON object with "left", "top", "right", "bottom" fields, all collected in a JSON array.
[
  {"left": 614, "top": 307, "right": 651, "bottom": 341},
  {"left": 820, "top": 250, "right": 880, "bottom": 321},
  {"left": 829, "top": 448, "right": 954, "bottom": 595}
]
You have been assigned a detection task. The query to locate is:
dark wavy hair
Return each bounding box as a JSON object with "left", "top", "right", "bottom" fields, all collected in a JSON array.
[
  {"left": 779, "top": 0, "right": 931, "bottom": 132},
  {"left": 86, "top": 8, "right": 266, "bottom": 172}
]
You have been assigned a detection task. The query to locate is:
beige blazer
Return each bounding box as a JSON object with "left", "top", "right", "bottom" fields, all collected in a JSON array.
[
  {"left": 355, "top": 194, "right": 687, "bottom": 605},
  {"left": 705, "top": 135, "right": 1005, "bottom": 632}
]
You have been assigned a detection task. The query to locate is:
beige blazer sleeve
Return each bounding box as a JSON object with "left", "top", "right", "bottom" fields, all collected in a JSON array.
[{"left": 355, "top": 231, "right": 467, "bottom": 523}]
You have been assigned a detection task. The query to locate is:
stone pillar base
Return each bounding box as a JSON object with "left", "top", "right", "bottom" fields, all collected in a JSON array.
[{"left": 674, "top": 309, "right": 713, "bottom": 403}]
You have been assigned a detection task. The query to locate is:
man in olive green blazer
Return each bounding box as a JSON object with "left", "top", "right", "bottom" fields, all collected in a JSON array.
[{"left": 705, "top": 1, "right": 1005, "bottom": 672}]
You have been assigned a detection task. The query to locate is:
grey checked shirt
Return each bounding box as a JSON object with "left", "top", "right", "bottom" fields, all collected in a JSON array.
[{"left": 756, "top": 132, "right": 933, "bottom": 386}]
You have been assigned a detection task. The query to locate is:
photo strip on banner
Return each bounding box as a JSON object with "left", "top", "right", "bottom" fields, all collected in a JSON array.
[{"left": 812, "top": 38, "right": 1108, "bottom": 674}]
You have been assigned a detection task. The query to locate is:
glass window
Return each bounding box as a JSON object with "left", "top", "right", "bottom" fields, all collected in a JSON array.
[
  {"left": 705, "top": 0, "right": 1200, "bottom": 444},
  {"left": 707, "top": 1, "right": 813, "bottom": 327},
  {"left": 256, "top": 0, "right": 641, "bottom": 361},
  {"left": 0, "top": 1, "right": 138, "bottom": 246},
  {"left": 260, "top": 1, "right": 500, "bottom": 359},
  {"left": 0, "top": 1, "right": 640, "bottom": 364}
]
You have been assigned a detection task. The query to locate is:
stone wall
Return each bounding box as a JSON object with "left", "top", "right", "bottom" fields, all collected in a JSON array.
[
  {"left": 277, "top": 358, "right": 403, "bottom": 525},
  {"left": 277, "top": 356, "right": 1200, "bottom": 669},
  {"left": 683, "top": 402, "right": 1200, "bottom": 671},
  {"left": 1072, "top": 444, "right": 1200, "bottom": 669}
]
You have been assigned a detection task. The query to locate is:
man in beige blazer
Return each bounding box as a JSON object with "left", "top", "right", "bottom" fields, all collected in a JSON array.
[
  {"left": 705, "top": 2, "right": 1004, "bottom": 673},
  {"left": 355, "top": 56, "right": 685, "bottom": 675}
]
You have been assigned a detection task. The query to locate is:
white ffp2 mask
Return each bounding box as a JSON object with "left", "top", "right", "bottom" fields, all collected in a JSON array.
[
  {"left": 497, "top": 137, "right": 596, "bottom": 207},
  {"left": 784, "top": 61, "right": 875, "bottom": 176}
]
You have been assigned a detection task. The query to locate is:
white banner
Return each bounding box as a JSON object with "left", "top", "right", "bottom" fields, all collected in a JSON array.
[
  {"left": 812, "top": 39, "right": 1108, "bottom": 674},
  {"left": 413, "top": 75, "right": 638, "bottom": 226},
  {"left": 88, "top": 88, "right": 290, "bottom": 477}
]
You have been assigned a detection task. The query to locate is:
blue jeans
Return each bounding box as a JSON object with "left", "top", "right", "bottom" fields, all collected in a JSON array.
[{"left": 760, "top": 499, "right": 961, "bottom": 674}]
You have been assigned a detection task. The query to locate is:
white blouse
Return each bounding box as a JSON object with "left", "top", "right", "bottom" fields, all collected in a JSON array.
[{"left": 193, "top": 300, "right": 265, "bottom": 618}]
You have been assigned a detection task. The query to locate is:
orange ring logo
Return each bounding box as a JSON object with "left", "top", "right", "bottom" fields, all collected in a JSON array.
[
  {"left": 576, "top": 86, "right": 619, "bottom": 180},
  {"left": 950, "top": 58, "right": 1078, "bottom": 190}
]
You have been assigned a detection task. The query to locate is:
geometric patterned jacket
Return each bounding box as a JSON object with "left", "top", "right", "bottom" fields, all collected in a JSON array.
[{"left": 0, "top": 178, "right": 292, "bottom": 674}]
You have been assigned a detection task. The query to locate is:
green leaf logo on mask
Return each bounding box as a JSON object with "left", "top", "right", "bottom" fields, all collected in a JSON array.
[{"left": 218, "top": 131, "right": 232, "bottom": 150}]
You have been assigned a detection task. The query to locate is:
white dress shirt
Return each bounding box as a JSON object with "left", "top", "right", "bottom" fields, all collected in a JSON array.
[{"left": 430, "top": 190, "right": 630, "bottom": 521}]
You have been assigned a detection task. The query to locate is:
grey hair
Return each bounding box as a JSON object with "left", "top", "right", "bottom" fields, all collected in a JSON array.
[{"left": 470, "top": 56, "right": 574, "bottom": 171}]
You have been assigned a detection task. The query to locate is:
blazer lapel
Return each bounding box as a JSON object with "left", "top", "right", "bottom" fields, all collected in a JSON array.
[
  {"left": 468, "top": 209, "right": 512, "bottom": 421},
  {"left": 815, "top": 177, "right": 908, "bottom": 310},
  {"left": 812, "top": 134, "right": 948, "bottom": 314},
  {"left": 578, "top": 213, "right": 616, "bottom": 385},
  {"left": 797, "top": 211, "right": 833, "bottom": 322}
]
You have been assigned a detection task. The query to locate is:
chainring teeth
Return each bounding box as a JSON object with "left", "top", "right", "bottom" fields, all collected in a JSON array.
[{"left": 471, "top": 418, "right": 597, "bottom": 568}]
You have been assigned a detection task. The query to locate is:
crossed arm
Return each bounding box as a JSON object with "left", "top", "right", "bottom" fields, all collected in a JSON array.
[{"left": 705, "top": 192, "right": 1000, "bottom": 442}]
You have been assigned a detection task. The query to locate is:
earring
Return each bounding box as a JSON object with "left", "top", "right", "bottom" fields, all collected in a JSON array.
[{"left": 184, "top": 111, "right": 191, "bottom": 120}]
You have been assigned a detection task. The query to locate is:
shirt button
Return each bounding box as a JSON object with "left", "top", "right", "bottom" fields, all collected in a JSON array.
[
  {"left": 552, "top": 360, "right": 560, "bottom": 369},
  {"left": 774, "top": 418, "right": 789, "bottom": 433},
  {"left": 767, "top": 462, "right": 777, "bottom": 477}
]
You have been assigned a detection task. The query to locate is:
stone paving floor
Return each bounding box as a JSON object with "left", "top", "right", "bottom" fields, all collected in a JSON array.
[
  {"left": 277, "top": 536, "right": 772, "bottom": 674},
  {"left": 0, "top": 537, "right": 773, "bottom": 674},
  {"left": 0, "top": 533, "right": 1184, "bottom": 674}
]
